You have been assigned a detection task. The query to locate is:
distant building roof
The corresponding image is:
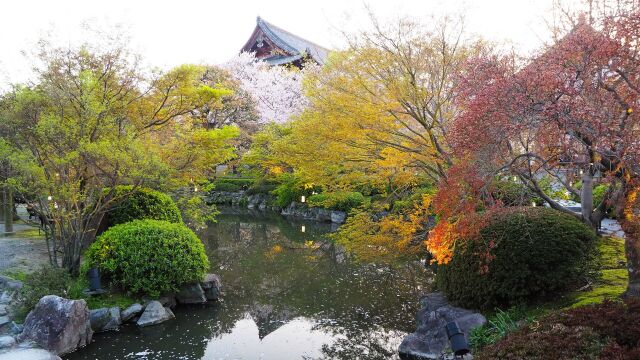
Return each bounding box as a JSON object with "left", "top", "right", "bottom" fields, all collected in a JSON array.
[{"left": 241, "top": 17, "right": 330, "bottom": 67}]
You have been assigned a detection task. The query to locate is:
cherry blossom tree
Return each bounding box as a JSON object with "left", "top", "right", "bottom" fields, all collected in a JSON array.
[{"left": 223, "top": 52, "right": 316, "bottom": 124}]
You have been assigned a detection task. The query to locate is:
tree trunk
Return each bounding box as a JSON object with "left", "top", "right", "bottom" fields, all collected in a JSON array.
[
  {"left": 622, "top": 186, "right": 640, "bottom": 298},
  {"left": 625, "top": 232, "right": 640, "bottom": 298},
  {"left": 581, "top": 172, "right": 595, "bottom": 227},
  {"left": 2, "top": 187, "right": 13, "bottom": 234}
]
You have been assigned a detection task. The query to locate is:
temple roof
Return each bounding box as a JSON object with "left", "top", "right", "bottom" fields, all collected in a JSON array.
[{"left": 241, "top": 17, "right": 330, "bottom": 66}]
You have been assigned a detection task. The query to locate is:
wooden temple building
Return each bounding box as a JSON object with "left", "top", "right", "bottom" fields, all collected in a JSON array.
[{"left": 241, "top": 16, "right": 329, "bottom": 67}]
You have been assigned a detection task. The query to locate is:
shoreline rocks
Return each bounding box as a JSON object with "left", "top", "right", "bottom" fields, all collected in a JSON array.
[
  {"left": 0, "top": 348, "right": 61, "bottom": 360},
  {"left": 18, "top": 295, "right": 92, "bottom": 356},
  {"left": 89, "top": 307, "right": 121, "bottom": 332},
  {"left": 136, "top": 301, "right": 174, "bottom": 327},
  {"left": 120, "top": 304, "right": 143, "bottom": 323},
  {"left": 201, "top": 274, "right": 222, "bottom": 301},
  {"left": 398, "top": 293, "right": 485, "bottom": 360},
  {"left": 206, "top": 191, "right": 348, "bottom": 224},
  {"left": 176, "top": 283, "right": 207, "bottom": 304}
]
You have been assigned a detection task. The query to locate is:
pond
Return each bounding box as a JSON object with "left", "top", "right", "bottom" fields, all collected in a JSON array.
[{"left": 65, "top": 208, "right": 434, "bottom": 360}]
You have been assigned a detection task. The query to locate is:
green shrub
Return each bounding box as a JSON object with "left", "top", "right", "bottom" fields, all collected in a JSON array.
[
  {"left": 436, "top": 207, "right": 598, "bottom": 309},
  {"left": 570, "top": 182, "right": 610, "bottom": 206},
  {"left": 476, "top": 299, "right": 640, "bottom": 360},
  {"left": 308, "top": 191, "right": 366, "bottom": 212},
  {"left": 213, "top": 178, "right": 254, "bottom": 192},
  {"left": 17, "top": 266, "right": 72, "bottom": 317},
  {"left": 392, "top": 185, "right": 436, "bottom": 213},
  {"left": 106, "top": 186, "right": 182, "bottom": 226},
  {"left": 490, "top": 180, "right": 539, "bottom": 206},
  {"left": 213, "top": 182, "right": 242, "bottom": 192},
  {"left": 271, "top": 174, "right": 307, "bottom": 207},
  {"left": 84, "top": 219, "right": 209, "bottom": 297}
]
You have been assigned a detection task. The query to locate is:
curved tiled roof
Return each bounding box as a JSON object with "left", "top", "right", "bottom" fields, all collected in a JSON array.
[{"left": 242, "top": 16, "right": 330, "bottom": 66}]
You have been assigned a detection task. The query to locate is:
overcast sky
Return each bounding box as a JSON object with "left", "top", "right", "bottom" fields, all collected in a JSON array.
[{"left": 0, "top": 0, "right": 581, "bottom": 87}]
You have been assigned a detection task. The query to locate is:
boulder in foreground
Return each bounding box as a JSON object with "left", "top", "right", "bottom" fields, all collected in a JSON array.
[
  {"left": 18, "top": 295, "right": 92, "bottom": 355},
  {"left": 398, "top": 293, "right": 485, "bottom": 360}
]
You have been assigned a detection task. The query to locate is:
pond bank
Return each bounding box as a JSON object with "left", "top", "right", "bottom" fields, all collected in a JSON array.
[{"left": 206, "top": 190, "right": 347, "bottom": 224}]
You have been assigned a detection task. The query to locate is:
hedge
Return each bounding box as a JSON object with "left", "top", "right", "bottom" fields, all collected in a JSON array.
[
  {"left": 84, "top": 219, "right": 209, "bottom": 297},
  {"left": 105, "top": 186, "right": 182, "bottom": 226},
  {"left": 436, "top": 207, "right": 598, "bottom": 309}
]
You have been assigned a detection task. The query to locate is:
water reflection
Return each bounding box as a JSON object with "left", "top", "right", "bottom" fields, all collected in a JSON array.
[{"left": 65, "top": 208, "right": 434, "bottom": 360}]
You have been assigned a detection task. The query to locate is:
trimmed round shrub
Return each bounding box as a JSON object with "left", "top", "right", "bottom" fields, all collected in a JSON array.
[
  {"left": 436, "top": 207, "right": 598, "bottom": 309},
  {"left": 85, "top": 219, "right": 209, "bottom": 297},
  {"left": 106, "top": 186, "right": 182, "bottom": 226}
]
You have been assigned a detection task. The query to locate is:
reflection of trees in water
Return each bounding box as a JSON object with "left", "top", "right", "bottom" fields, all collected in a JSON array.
[
  {"left": 66, "top": 213, "right": 434, "bottom": 360},
  {"left": 201, "top": 213, "right": 434, "bottom": 359}
]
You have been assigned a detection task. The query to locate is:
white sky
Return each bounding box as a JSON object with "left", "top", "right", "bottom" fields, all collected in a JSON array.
[{"left": 0, "top": 0, "right": 581, "bottom": 87}]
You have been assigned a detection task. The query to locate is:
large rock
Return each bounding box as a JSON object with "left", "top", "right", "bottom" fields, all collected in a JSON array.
[
  {"left": 0, "top": 335, "right": 15, "bottom": 349},
  {"left": 0, "top": 276, "right": 23, "bottom": 291},
  {"left": 18, "top": 295, "right": 92, "bottom": 355},
  {"left": 330, "top": 211, "right": 347, "bottom": 224},
  {"left": 201, "top": 274, "right": 222, "bottom": 301},
  {"left": 136, "top": 301, "right": 174, "bottom": 327},
  {"left": 89, "top": 307, "right": 121, "bottom": 332},
  {"left": 0, "top": 348, "right": 61, "bottom": 360},
  {"left": 176, "top": 283, "right": 206, "bottom": 304},
  {"left": 0, "top": 291, "right": 15, "bottom": 305},
  {"left": 398, "top": 293, "right": 486, "bottom": 360},
  {"left": 120, "top": 304, "right": 144, "bottom": 323}
]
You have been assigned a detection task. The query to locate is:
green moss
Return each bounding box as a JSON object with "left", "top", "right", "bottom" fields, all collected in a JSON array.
[
  {"left": 566, "top": 236, "right": 627, "bottom": 308},
  {"left": 65, "top": 277, "right": 140, "bottom": 310},
  {"left": 569, "top": 269, "right": 628, "bottom": 308},
  {"left": 85, "top": 292, "right": 139, "bottom": 310},
  {"left": 597, "top": 236, "right": 626, "bottom": 270}
]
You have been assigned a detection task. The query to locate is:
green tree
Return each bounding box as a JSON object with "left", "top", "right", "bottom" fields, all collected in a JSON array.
[{"left": 0, "top": 41, "right": 237, "bottom": 273}]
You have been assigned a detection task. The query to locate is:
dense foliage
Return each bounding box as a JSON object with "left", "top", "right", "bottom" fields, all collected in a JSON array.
[
  {"left": 476, "top": 299, "right": 640, "bottom": 360},
  {"left": 0, "top": 40, "right": 237, "bottom": 273},
  {"left": 17, "top": 266, "right": 72, "bottom": 315},
  {"left": 106, "top": 186, "right": 182, "bottom": 226},
  {"left": 271, "top": 173, "right": 315, "bottom": 207},
  {"left": 212, "top": 178, "right": 254, "bottom": 192},
  {"left": 308, "top": 191, "right": 366, "bottom": 212},
  {"left": 85, "top": 219, "right": 209, "bottom": 297},
  {"left": 332, "top": 193, "right": 432, "bottom": 262},
  {"left": 489, "top": 180, "right": 539, "bottom": 207},
  {"left": 436, "top": 207, "right": 598, "bottom": 309}
]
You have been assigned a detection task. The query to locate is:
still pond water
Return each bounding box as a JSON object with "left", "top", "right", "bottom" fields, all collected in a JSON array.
[{"left": 65, "top": 209, "right": 434, "bottom": 360}]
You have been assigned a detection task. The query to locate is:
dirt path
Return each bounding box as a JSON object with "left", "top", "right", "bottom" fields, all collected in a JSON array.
[{"left": 0, "top": 209, "right": 50, "bottom": 274}]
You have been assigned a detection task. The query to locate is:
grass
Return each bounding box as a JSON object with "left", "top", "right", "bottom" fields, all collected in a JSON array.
[
  {"left": 1, "top": 269, "right": 28, "bottom": 282},
  {"left": 67, "top": 277, "right": 140, "bottom": 309},
  {"left": 14, "top": 227, "right": 45, "bottom": 239},
  {"left": 8, "top": 266, "right": 141, "bottom": 322}
]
